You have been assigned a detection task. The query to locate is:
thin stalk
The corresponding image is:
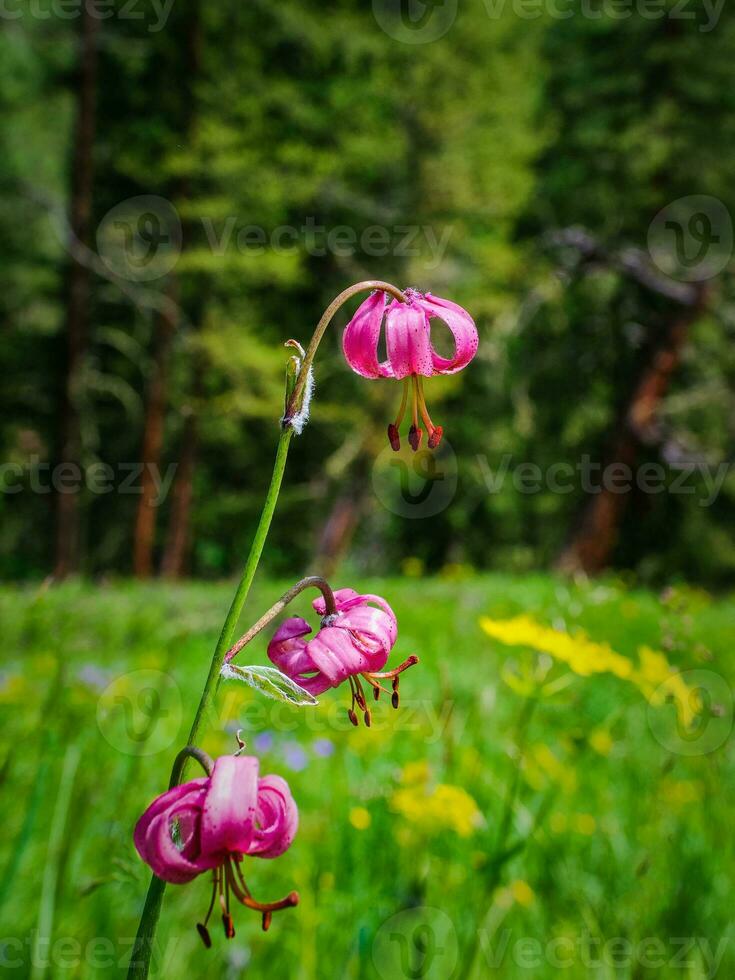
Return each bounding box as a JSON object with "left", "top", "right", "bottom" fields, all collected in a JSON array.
[
  {"left": 187, "top": 425, "right": 294, "bottom": 748},
  {"left": 30, "top": 744, "right": 81, "bottom": 980},
  {"left": 223, "top": 575, "right": 336, "bottom": 665},
  {"left": 169, "top": 746, "right": 214, "bottom": 786},
  {"left": 462, "top": 693, "right": 538, "bottom": 980},
  {"left": 283, "top": 280, "right": 405, "bottom": 424},
  {"left": 128, "top": 426, "right": 293, "bottom": 980}
]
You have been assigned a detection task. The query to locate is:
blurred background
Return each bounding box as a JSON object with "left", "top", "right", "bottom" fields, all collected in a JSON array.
[
  {"left": 2, "top": 0, "right": 735, "bottom": 585},
  {"left": 2, "top": 2, "right": 735, "bottom": 978}
]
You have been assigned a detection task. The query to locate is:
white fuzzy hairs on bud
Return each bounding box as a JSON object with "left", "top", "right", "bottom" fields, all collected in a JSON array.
[{"left": 282, "top": 363, "right": 314, "bottom": 435}]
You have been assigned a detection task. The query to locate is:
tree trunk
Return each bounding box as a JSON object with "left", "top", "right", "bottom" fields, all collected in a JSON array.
[
  {"left": 132, "top": 287, "right": 178, "bottom": 577},
  {"left": 557, "top": 286, "right": 707, "bottom": 575},
  {"left": 312, "top": 454, "right": 371, "bottom": 578},
  {"left": 54, "top": 6, "right": 99, "bottom": 579},
  {"left": 131, "top": 5, "right": 202, "bottom": 579},
  {"left": 160, "top": 409, "right": 198, "bottom": 579},
  {"left": 313, "top": 491, "right": 364, "bottom": 579}
]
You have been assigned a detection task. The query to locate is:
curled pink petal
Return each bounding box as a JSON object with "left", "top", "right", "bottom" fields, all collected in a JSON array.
[
  {"left": 417, "top": 293, "right": 479, "bottom": 374},
  {"left": 342, "top": 291, "right": 388, "bottom": 379},
  {"left": 144, "top": 804, "right": 215, "bottom": 883},
  {"left": 267, "top": 616, "right": 318, "bottom": 681},
  {"left": 134, "top": 779, "right": 214, "bottom": 884},
  {"left": 251, "top": 775, "right": 299, "bottom": 858}
]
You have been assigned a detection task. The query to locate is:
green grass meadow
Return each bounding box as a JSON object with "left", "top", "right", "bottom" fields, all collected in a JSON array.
[{"left": 0, "top": 575, "right": 733, "bottom": 978}]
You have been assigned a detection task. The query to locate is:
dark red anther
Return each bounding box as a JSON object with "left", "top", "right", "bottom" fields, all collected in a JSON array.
[
  {"left": 391, "top": 691, "right": 400, "bottom": 709},
  {"left": 348, "top": 708, "right": 359, "bottom": 727},
  {"left": 388, "top": 423, "right": 401, "bottom": 452},
  {"left": 262, "top": 911, "right": 273, "bottom": 932},
  {"left": 222, "top": 913, "right": 235, "bottom": 939},
  {"left": 408, "top": 425, "right": 423, "bottom": 451},
  {"left": 373, "top": 685, "right": 380, "bottom": 701},
  {"left": 196, "top": 923, "right": 212, "bottom": 949},
  {"left": 363, "top": 709, "right": 371, "bottom": 727},
  {"left": 428, "top": 426, "right": 443, "bottom": 449}
]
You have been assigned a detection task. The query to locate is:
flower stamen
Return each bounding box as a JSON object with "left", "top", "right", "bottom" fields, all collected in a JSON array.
[
  {"left": 408, "top": 376, "right": 423, "bottom": 451},
  {"left": 388, "top": 378, "right": 410, "bottom": 451},
  {"left": 416, "top": 377, "right": 443, "bottom": 449},
  {"left": 196, "top": 870, "right": 220, "bottom": 948},
  {"left": 364, "top": 654, "right": 419, "bottom": 710},
  {"left": 195, "top": 858, "right": 301, "bottom": 939}
]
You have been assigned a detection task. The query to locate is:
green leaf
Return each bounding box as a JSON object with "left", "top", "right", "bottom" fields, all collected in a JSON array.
[{"left": 220, "top": 663, "right": 318, "bottom": 706}]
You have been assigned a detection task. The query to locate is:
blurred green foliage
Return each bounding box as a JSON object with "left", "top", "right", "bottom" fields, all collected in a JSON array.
[{"left": 0, "top": 575, "right": 732, "bottom": 976}]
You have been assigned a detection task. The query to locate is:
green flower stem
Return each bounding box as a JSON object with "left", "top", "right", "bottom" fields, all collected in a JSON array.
[
  {"left": 186, "top": 425, "right": 295, "bottom": 749},
  {"left": 128, "top": 425, "right": 293, "bottom": 980},
  {"left": 129, "top": 278, "right": 405, "bottom": 980}
]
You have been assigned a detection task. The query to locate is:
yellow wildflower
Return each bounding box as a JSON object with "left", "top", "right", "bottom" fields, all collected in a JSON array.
[
  {"left": 634, "top": 646, "right": 701, "bottom": 727},
  {"left": 349, "top": 807, "right": 372, "bottom": 830},
  {"left": 573, "top": 814, "right": 597, "bottom": 835},
  {"left": 390, "top": 763, "right": 482, "bottom": 838},
  {"left": 660, "top": 779, "right": 702, "bottom": 807},
  {"left": 510, "top": 880, "right": 535, "bottom": 907},
  {"left": 479, "top": 616, "right": 701, "bottom": 729},
  {"left": 479, "top": 615, "right": 633, "bottom": 680},
  {"left": 401, "top": 760, "right": 431, "bottom": 785},
  {"left": 589, "top": 728, "right": 613, "bottom": 756}
]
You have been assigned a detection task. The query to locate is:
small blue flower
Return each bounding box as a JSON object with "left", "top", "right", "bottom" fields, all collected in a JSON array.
[
  {"left": 283, "top": 742, "right": 308, "bottom": 772},
  {"left": 312, "top": 738, "right": 335, "bottom": 758}
]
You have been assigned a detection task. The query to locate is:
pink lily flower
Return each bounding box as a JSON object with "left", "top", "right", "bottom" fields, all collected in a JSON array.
[
  {"left": 267, "top": 587, "right": 418, "bottom": 726},
  {"left": 342, "top": 288, "right": 478, "bottom": 451},
  {"left": 134, "top": 754, "right": 298, "bottom": 943}
]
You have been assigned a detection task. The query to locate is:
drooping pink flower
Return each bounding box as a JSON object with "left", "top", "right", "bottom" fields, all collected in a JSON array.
[
  {"left": 267, "top": 587, "right": 418, "bottom": 726},
  {"left": 342, "top": 288, "right": 478, "bottom": 451},
  {"left": 134, "top": 754, "right": 298, "bottom": 943}
]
